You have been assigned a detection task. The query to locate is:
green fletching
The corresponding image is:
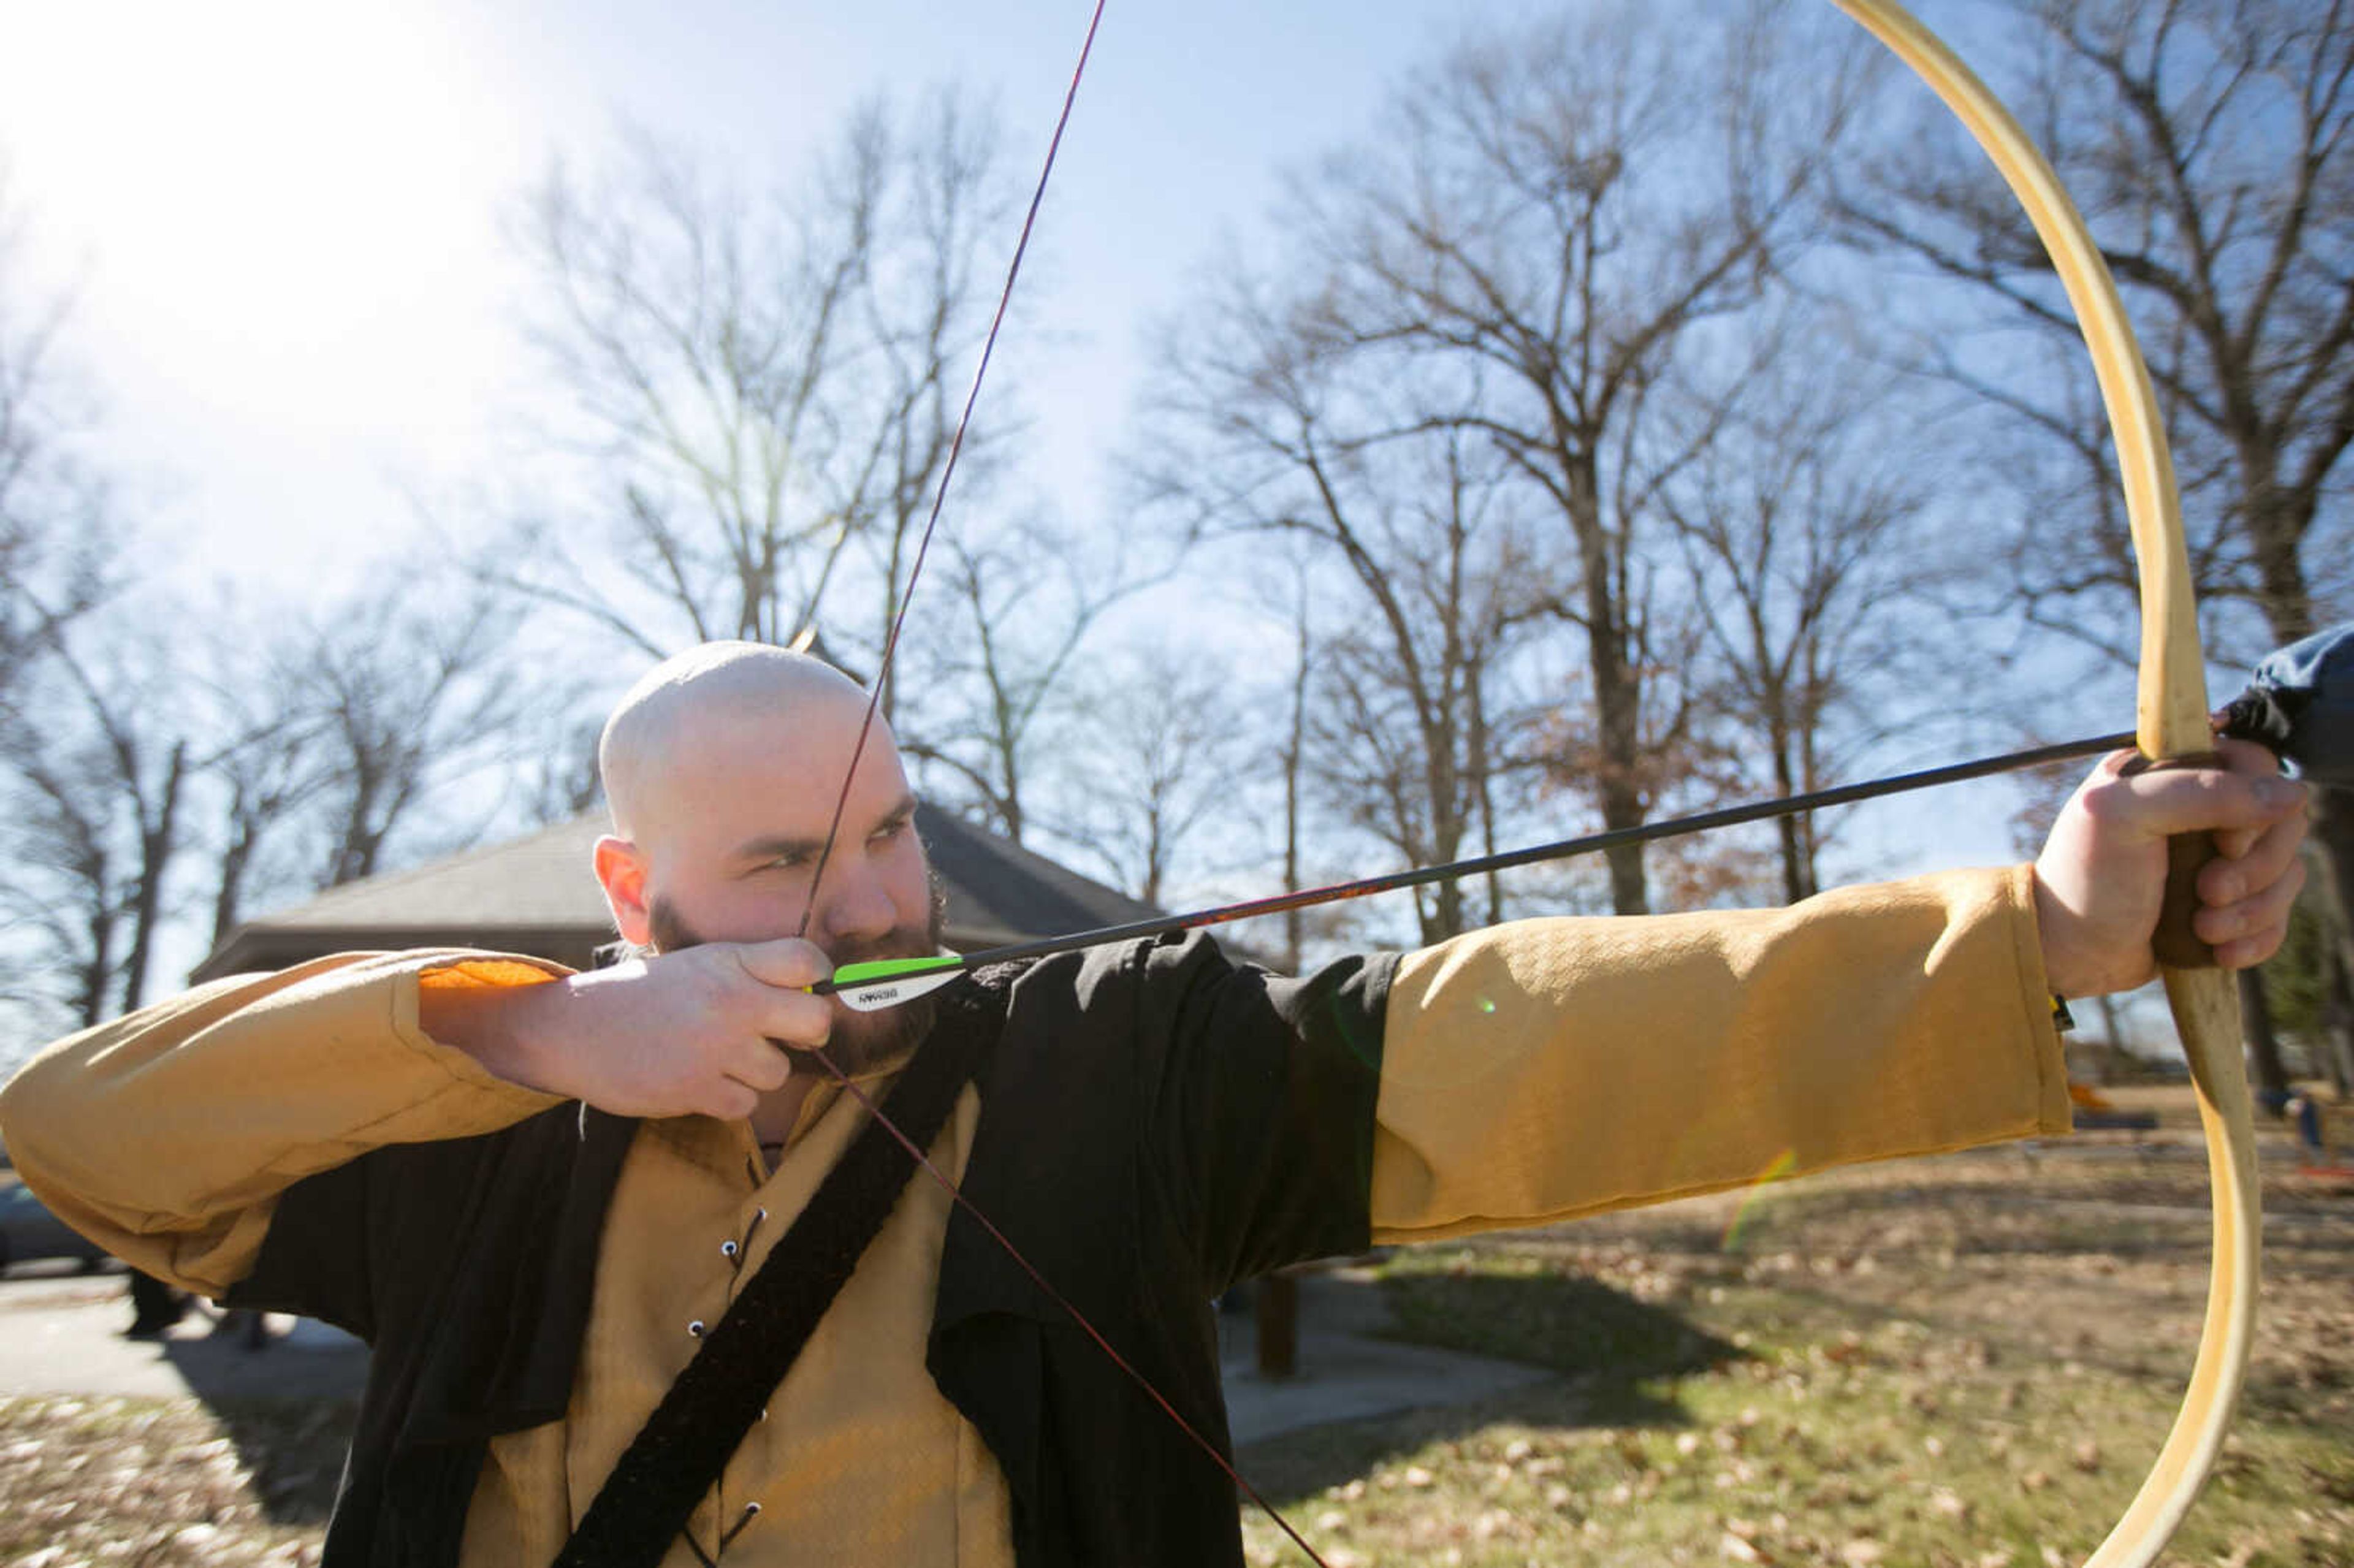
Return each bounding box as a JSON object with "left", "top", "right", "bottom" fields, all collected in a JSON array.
[
  {"left": 829, "top": 956, "right": 964, "bottom": 988},
  {"left": 820, "top": 954, "right": 970, "bottom": 1011}
]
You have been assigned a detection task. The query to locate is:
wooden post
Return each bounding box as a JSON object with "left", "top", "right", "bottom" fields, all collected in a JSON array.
[{"left": 1255, "top": 1271, "right": 1298, "bottom": 1377}]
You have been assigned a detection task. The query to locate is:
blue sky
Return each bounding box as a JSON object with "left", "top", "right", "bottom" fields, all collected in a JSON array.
[
  {"left": 1, "top": 1, "right": 2212, "bottom": 1056},
  {"left": 0, "top": 0, "right": 1559, "bottom": 590},
  {"left": 0, "top": 0, "right": 2093, "bottom": 862}
]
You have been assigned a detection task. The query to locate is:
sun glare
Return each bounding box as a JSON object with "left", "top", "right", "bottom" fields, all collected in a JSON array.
[{"left": 2, "top": 2, "right": 530, "bottom": 536}]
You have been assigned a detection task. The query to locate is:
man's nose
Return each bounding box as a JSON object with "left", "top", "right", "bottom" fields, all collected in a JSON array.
[{"left": 815, "top": 860, "right": 898, "bottom": 946}]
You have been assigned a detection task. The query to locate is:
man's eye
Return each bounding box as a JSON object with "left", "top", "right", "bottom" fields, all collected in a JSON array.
[{"left": 871, "top": 818, "right": 910, "bottom": 844}]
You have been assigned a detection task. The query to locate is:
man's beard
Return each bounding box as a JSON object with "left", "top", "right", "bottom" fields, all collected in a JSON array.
[{"left": 647, "top": 872, "right": 948, "bottom": 1075}]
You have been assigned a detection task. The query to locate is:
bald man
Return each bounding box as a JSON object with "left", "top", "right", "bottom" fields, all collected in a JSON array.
[
  {"left": 448, "top": 645, "right": 951, "bottom": 1146},
  {"left": 0, "top": 641, "right": 2309, "bottom": 1568}
]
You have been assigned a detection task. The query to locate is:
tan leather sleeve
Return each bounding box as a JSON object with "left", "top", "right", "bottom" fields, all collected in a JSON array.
[
  {"left": 1369, "top": 866, "right": 2070, "bottom": 1243},
  {"left": 0, "top": 951, "right": 569, "bottom": 1296}
]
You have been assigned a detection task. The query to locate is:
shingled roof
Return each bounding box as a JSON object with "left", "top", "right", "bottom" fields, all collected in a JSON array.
[{"left": 192, "top": 807, "right": 1161, "bottom": 983}]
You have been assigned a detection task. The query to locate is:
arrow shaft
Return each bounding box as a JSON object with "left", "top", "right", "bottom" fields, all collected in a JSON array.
[{"left": 819, "top": 729, "right": 2135, "bottom": 995}]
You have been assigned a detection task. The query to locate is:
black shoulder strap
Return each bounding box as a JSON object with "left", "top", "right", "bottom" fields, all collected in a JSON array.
[{"left": 555, "top": 981, "right": 1002, "bottom": 1567}]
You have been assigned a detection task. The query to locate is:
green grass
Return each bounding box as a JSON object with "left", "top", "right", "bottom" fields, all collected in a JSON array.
[
  {"left": 1238, "top": 1150, "right": 2354, "bottom": 1567},
  {"left": 1, "top": 1143, "right": 2347, "bottom": 1566}
]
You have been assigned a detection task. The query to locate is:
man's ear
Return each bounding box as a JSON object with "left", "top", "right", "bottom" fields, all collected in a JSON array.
[{"left": 593, "top": 835, "right": 653, "bottom": 946}]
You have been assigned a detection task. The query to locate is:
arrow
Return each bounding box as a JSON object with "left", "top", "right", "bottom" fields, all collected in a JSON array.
[{"left": 815, "top": 728, "right": 2136, "bottom": 1011}]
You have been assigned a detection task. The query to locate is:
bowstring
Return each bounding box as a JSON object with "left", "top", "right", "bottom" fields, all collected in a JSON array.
[
  {"left": 801, "top": 1047, "right": 1336, "bottom": 1567},
  {"left": 793, "top": 0, "right": 1106, "bottom": 938},
  {"left": 782, "top": 4, "right": 1337, "bottom": 1562}
]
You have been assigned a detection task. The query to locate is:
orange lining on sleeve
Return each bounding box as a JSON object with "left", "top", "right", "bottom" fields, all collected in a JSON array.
[{"left": 420, "top": 959, "right": 568, "bottom": 992}]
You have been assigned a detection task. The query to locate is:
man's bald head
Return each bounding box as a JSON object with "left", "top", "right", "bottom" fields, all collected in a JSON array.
[
  {"left": 591, "top": 641, "right": 943, "bottom": 1083},
  {"left": 599, "top": 641, "right": 872, "bottom": 840}
]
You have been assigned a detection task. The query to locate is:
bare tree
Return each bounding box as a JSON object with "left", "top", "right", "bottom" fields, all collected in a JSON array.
[
  {"left": 0, "top": 180, "right": 174, "bottom": 1045},
  {"left": 517, "top": 711, "right": 608, "bottom": 830},
  {"left": 1274, "top": 564, "right": 1321, "bottom": 969},
  {"left": 1845, "top": 0, "right": 2354, "bottom": 1092},
  {"left": 0, "top": 562, "right": 555, "bottom": 1038},
  {"left": 498, "top": 91, "right": 1024, "bottom": 669},
  {"left": 1304, "top": 443, "right": 1547, "bottom": 943},
  {"left": 204, "top": 724, "right": 322, "bottom": 946},
  {"left": 896, "top": 514, "right": 1168, "bottom": 847},
  {"left": 1142, "top": 1, "right": 1876, "bottom": 916},
  {"left": 189, "top": 615, "right": 340, "bottom": 946},
  {"left": 1046, "top": 644, "right": 1252, "bottom": 909},
  {"left": 1663, "top": 316, "right": 1939, "bottom": 903},
  {"left": 0, "top": 172, "right": 116, "bottom": 710},
  {"left": 297, "top": 587, "right": 529, "bottom": 889},
  {"left": 1851, "top": 0, "right": 2353, "bottom": 647},
  {"left": 1, "top": 729, "right": 129, "bottom": 1028},
  {"left": 0, "top": 616, "right": 190, "bottom": 1023},
  {"left": 1140, "top": 288, "right": 1550, "bottom": 943}
]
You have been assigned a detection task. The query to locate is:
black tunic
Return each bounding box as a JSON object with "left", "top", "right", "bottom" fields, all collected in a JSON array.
[{"left": 226, "top": 932, "right": 1396, "bottom": 1568}]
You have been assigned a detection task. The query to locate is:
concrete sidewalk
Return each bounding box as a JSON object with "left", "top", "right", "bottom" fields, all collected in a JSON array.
[
  {"left": 0, "top": 1266, "right": 1548, "bottom": 1445},
  {"left": 0, "top": 1273, "right": 366, "bottom": 1403},
  {"left": 1221, "top": 1266, "right": 1550, "bottom": 1445}
]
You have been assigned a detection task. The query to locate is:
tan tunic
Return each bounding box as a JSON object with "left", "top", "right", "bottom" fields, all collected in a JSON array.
[{"left": 0, "top": 867, "right": 2067, "bottom": 1566}]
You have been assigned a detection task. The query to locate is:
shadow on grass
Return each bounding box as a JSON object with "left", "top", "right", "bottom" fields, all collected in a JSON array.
[
  {"left": 1237, "top": 1269, "right": 1743, "bottom": 1502},
  {"left": 161, "top": 1326, "right": 361, "bottom": 1523},
  {"left": 1381, "top": 1270, "right": 1740, "bottom": 1379}
]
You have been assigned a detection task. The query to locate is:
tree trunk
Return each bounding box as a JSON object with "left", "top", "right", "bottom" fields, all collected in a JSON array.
[
  {"left": 2321, "top": 934, "right": 2354, "bottom": 1098},
  {"left": 2238, "top": 967, "right": 2289, "bottom": 1113},
  {"left": 1469, "top": 672, "right": 1505, "bottom": 927},
  {"left": 211, "top": 799, "right": 257, "bottom": 948},
  {"left": 77, "top": 885, "right": 114, "bottom": 1032},
  {"left": 119, "top": 742, "right": 187, "bottom": 1014},
  {"left": 1255, "top": 1273, "right": 1299, "bottom": 1379},
  {"left": 1588, "top": 609, "right": 1648, "bottom": 915},
  {"left": 2314, "top": 788, "right": 2354, "bottom": 980},
  {"left": 1770, "top": 719, "right": 1815, "bottom": 905},
  {"left": 2313, "top": 788, "right": 2354, "bottom": 1096},
  {"left": 1282, "top": 620, "right": 1311, "bottom": 975}
]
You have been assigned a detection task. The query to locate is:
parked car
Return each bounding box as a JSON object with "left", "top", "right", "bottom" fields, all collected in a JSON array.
[{"left": 0, "top": 1180, "right": 110, "bottom": 1274}]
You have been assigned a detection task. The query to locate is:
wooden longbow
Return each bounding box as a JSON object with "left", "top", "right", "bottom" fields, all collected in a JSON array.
[
  {"left": 1813, "top": 7, "right": 2259, "bottom": 1563},
  {"left": 790, "top": 4, "right": 2264, "bottom": 1562}
]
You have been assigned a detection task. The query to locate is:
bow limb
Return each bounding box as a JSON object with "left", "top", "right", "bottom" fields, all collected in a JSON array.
[{"left": 1826, "top": 4, "right": 2259, "bottom": 1564}]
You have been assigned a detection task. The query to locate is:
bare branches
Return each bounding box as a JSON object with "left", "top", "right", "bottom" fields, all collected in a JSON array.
[
  {"left": 0, "top": 172, "right": 117, "bottom": 713},
  {"left": 1845, "top": 0, "right": 2354, "bottom": 648},
  {"left": 897, "top": 511, "right": 1172, "bottom": 846},
  {"left": 1140, "top": 1, "right": 1871, "bottom": 916},
  {"left": 1661, "top": 306, "right": 1940, "bottom": 902},
  {"left": 493, "top": 91, "right": 1024, "bottom": 667},
  {"left": 0, "top": 604, "right": 193, "bottom": 1023},
  {"left": 296, "top": 584, "right": 531, "bottom": 889}
]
